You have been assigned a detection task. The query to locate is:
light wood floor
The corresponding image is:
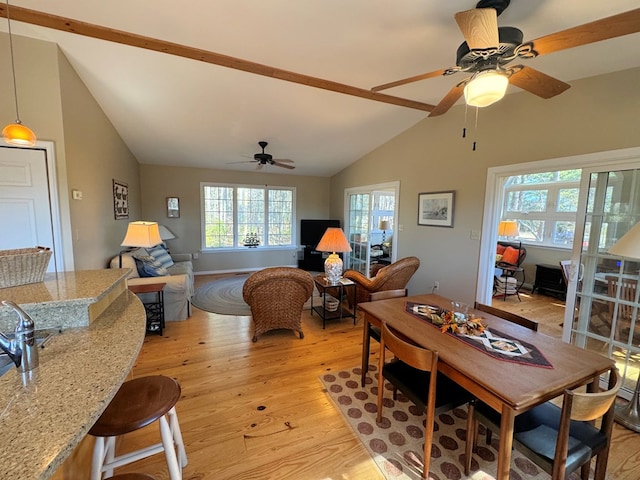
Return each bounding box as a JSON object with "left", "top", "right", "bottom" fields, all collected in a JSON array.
[{"left": 109, "top": 278, "right": 640, "bottom": 480}]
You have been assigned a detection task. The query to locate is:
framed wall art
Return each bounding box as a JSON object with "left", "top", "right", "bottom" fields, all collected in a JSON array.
[
  {"left": 418, "top": 191, "right": 455, "bottom": 227},
  {"left": 167, "top": 197, "right": 180, "bottom": 218},
  {"left": 113, "top": 179, "right": 129, "bottom": 220}
]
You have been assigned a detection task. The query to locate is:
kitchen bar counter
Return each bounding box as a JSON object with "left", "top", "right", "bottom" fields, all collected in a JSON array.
[{"left": 0, "top": 270, "right": 146, "bottom": 479}]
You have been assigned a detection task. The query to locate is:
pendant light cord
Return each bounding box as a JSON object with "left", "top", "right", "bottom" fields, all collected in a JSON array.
[{"left": 5, "top": 0, "right": 22, "bottom": 124}]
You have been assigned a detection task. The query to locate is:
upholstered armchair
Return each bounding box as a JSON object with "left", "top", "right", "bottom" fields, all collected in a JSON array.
[
  {"left": 343, "top": 256, "right": 420, "bottom": 306},
  {"left": 242, "top": 267, "right": 314, "bottom": 342}
]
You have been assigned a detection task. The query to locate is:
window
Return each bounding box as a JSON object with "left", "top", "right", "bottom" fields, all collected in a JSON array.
[
  {"left": 202, "top": 183, "right": 295, "bottom": 249},
  {"left": 503, "top": 170, "right": 582, "bottom": 247}
]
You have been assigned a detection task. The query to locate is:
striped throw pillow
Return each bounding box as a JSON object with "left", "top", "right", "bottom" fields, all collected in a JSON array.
[{"left": 147, "top": 244, "right": 174, "bottom": 268}]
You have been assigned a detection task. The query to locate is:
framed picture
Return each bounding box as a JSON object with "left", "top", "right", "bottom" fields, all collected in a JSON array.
[
  {"left": 113, "top": 180, "right": 129, "bottom": 220},
  {"left": 418, "top": 191, "right": 455, "bottom": 227},
  {"left": 167, "top": 197, "right": 180, "bottom": 218}
]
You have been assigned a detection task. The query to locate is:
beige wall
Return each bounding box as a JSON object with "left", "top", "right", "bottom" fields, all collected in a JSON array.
[
  {"left": 0, "top": 34, "right": 141, "bottom": 271},
  {"left": 330, "top": 67, "right": 640, "bottom": 305},
  {"left": 139, "top": 165, "right": 331, "bottom": 273}
]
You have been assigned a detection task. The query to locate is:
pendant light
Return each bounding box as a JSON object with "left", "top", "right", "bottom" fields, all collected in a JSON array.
[{"left": 2, "top": 0, "right": 36, "bottom": 146}]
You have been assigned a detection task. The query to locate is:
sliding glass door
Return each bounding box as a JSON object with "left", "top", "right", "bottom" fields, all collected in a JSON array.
[{"left": 564, "top": 165, "right": 640, "bottom": 397}]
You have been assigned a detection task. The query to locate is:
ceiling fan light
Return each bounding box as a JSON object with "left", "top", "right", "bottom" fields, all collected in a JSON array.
[
  {"left": 2, "top": 122, "right": 37, "bottom": 147},
  {"left": 464, "top": 71, "right": 509, "bottom": 108}
]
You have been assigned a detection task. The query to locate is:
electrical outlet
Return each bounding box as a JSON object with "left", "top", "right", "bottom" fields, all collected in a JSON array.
[
  {"left": 433, "top": 281, "right": 439, "bottom": 292},
  {"left": 193, "top": 252, "right": 199, "bottom": 259}
]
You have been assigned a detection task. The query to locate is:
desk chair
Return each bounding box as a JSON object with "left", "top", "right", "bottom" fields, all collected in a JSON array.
[{"left": 377, "top": 322, "right": 472, "bottom": 478}]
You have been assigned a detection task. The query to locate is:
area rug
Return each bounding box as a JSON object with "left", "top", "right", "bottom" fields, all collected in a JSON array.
[
  {"left": 192, "top": 273, "right": 322, "bottom": 315},
  {"left": 320, "top": 365, "right": 551, "bottom": 480}
]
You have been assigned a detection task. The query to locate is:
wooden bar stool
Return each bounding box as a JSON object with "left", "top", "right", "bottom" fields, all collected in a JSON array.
[{"left": 89, "top": 375, "right": 187, "bottom": 480}]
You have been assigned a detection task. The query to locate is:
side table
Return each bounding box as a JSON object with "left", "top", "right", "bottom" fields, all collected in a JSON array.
[
  {"left": 128, "top": 282, "right": 166, "bottom": 335},
  {"left": 311, "top": 276, "right": 357, "bottom": 329}
]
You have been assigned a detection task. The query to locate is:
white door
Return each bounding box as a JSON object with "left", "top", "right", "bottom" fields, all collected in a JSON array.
[{"left": 0, "top": 146, "right": 55, "bottom": 272}]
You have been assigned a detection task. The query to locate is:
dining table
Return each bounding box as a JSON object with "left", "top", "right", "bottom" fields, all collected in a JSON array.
[{"left": 359, "top": 293, "right": 616, "bottom": 480}]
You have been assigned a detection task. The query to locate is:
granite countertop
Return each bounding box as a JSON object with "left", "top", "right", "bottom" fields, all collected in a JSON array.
[
  {"left": 0, "top": 269, "right": 131, "bottom": 330},
  {"left": 0, "top": 282, "right": 146, "bottom": 479}
]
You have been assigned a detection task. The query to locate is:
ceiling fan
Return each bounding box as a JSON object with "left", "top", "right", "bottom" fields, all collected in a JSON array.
[
  {"left": 372, "top": 1, "right": 640, "bottom": 117},
  {"left": 229, "top": 141, "right": 295, "bottom": 170}
]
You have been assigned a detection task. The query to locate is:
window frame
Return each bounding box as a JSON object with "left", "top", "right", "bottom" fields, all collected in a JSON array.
[
  {"left": 200, "top": 182, "right": 296, "bottom": 251},
  {"left": 503, "top": 172, "right": 581, "bottom": 249}
]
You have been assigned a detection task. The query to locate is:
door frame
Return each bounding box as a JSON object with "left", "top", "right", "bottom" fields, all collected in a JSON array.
[
  {"left": 0, "top": 141, "right": 73, "bottom": 272},
  {"left": 478, "top": 147, "right": 640, "bottom": 306}
]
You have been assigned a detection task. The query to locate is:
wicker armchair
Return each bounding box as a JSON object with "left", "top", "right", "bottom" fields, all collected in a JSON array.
[
  {"left": 242, "top": 267, "right": 314, "bottom": 342},
  {"left": 343, "top": 256, "right": 420, "bottom": 306}
]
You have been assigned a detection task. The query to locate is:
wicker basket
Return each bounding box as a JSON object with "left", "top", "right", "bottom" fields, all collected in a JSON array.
[{"left": 0, "top": 247, "right": 52, "bottom": 288}]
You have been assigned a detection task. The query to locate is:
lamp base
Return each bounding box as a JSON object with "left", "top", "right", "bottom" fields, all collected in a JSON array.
[
  {"left": 324, "top": 253, "right": 343, "bottom": 285},
  {"left": 615, "top": 375, "right": 640, "bottom": 432}
]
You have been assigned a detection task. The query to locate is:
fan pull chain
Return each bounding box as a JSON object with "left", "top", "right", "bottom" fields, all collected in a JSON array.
[
  {"left": 462, "top": 103, "right": 469, "bottom": 138},
  {"left": 472, "top": 106, "right": 479, "bottom": 151}
]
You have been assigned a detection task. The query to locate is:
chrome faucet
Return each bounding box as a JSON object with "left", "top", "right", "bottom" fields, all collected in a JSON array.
[{"left": 0, "top": 301, "right": 39, "bottom": 373}]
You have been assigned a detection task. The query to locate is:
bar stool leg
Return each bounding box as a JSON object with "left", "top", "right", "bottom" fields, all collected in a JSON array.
[
  {"left": 104, "top": 436, "right": 116, "bottom": 478},
  {"left": 159, "top": 415, "right": 182, "bottom": 480},
  {"left": 91, "top": 437, "right": 106, "bottom": 480},
  {"left": 169, "top": 407, "right": 188, "bottom": 467}
]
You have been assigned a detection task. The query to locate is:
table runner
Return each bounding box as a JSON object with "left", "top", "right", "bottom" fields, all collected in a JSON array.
[{"left": 405, "top": 302, "right": 553, "bottom": 368}]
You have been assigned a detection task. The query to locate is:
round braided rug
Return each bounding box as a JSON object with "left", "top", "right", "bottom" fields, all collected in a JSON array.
[{"left": 191, "top": 274, "right": 252, "bottom": 315}]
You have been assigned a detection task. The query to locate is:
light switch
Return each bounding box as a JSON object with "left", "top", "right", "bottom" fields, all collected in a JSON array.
[
  {"left": 72, "top": 189, "right": 83, "bottom": 200},
  {"left": 470, "top": 229, "right": 481, "bottom": 240}
]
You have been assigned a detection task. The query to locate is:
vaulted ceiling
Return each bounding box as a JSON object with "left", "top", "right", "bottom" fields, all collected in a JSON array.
[{"left": 3, "top": 1, "right": 640, "bottom": 176}]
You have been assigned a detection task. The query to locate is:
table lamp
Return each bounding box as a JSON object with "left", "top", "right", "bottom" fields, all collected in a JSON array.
[
  {"left": 379, "top": 220, "right": 390, "bottom": 244},
  {"left": 315, "top": 227, "right": 352, "bottom": 285},
  {"left": 608, "top": 221, "right": 640, "bottom": 432},
  {"left": 498, "top": 220, "right": 521, "bottom": 251},
  {"left": 119, "top": 221, "right": 162, "bottom": 267}
]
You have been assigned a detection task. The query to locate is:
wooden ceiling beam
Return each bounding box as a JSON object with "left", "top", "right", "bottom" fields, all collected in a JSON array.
[{"left": 0, "top": 5, "right": 435, "bottom": 113}]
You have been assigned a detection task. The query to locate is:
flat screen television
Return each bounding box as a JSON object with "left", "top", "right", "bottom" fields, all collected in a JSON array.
[{"left": 301, "top": 219, "right": 340, "bottom": 248}]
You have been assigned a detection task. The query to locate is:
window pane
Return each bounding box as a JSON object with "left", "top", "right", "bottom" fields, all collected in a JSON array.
[
  {"left": 268, "top": 189, "right": 293, "bottom": 246},
  {"left": 518, "top": 220, "right": 545, "bottom": 242},
  {"left": 557, "top": 169, "right": 581, "bottom": 181},
  {"left": 557, "top": 188, "right": 579, "bottom": 212},
  {"left": 237, "top": 188, "right": 264, "bottom": 246},
  {"left": 506, "top": 190, "right": 547, "bottom": 213},
  {"left": 553, "top": 221, "right": 575, "bottom": 245},
  {"left": 203, "top": 186, "right": 234, "bottom": 248}
]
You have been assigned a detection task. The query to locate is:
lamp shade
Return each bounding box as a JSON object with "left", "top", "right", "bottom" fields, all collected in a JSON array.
[
  {"left": 379, "top": 220, "right": 391, "bottom": 231},
  {"left": 158, "top": 225, "right": 176, "bottom": 241},
  {"left": 609, "top": 222, "right": 640, "bottom": 259},
  {"left": 121, "top": 221, "right": 162, "bottom": 248},
  {"left": 316, "top": 227, "right": 352, "bottom": 253},
  {"left": 464, "top": 71, "right": 509, "bottom": 108},
  {"left": 498, "top": 220, "right": 519, "bottom": 238},
  {"left": 2, "top": 122, "right": 36, "bottom": 147}
]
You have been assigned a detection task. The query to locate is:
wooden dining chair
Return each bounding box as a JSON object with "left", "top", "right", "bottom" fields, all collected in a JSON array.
[
  {"left": 360, "top": 288, "right": 407, "bottom": 386},
  {"left": 465, "top": 303, "right": 538, "bottom": 473},
  {"left": 605, "top": 275, "right": 638, "bottom": 341},
  {"left": 513, "top": 367, "right": 621, "bottom": 480},
  {"left": 377, "top": 322, "right": 472, "bottom": 478}
]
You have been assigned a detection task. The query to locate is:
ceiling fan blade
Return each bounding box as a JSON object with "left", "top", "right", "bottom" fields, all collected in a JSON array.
[
  {"left": 226, "top": 160, "right": 256, "bottom": 165},
  {"left": 272, "top": 158, "right": 294, "bottom": 163},
  {"left": 528, "top": 8, "right": 640, "bottom": 57},
  {"left": 371, "top": 68, "right": 449, "bottom": 92},
  {"left": 508, "top": 66, "right": 570, "bottom": 99},
  {"left": 454, "top": 8, "right": 499, "bottom": 50},
  {"left": 273, "top": 161, "right": 295, "bottom": 170},
  {"left": 428, "top": 84, "right": 465, "bottom": 117}
]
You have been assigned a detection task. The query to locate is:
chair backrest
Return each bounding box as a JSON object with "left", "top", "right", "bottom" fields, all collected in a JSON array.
[
  {"left": 380, "top": 322, "right": 436, "bottom": 373},
  {"left": 566, "top": 367, "right": 622, "bottom": 422},
  {"left": 474, "top": 302, "right": 539, "bottom": 331},
  {"left": 605, "top": 275, "right": 638, "bottom": 320},
  {"left": 372, "top": 256, "right": 420, "bottom": 290},
  {"left": 369, "top": 288, "right": 407, "bottom": 302},
  {"left": 497, "top": 241, "right": 526, "bottom": 267},
  {"left": 559, "top": 260, "right": 571, "bottom": 286}
]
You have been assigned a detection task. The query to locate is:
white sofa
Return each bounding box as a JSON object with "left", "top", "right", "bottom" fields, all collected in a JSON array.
[{"left": 110, "top": 249, "right": 194, "bottom": 321}]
